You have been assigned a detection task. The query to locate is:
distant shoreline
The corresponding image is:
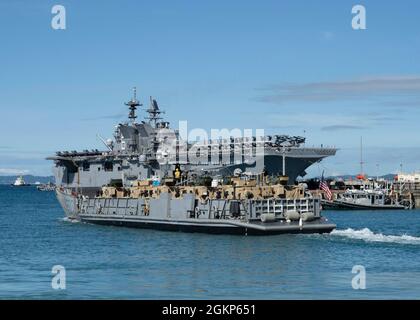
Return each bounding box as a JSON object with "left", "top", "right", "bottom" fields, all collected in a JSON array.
[{"left": 0, "top": 175, "right": 55, "bottom": 185}]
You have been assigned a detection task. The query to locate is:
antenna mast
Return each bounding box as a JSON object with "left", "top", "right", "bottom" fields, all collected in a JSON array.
[
  {"left": 360, "top": 136, "right": 364, "bottom": 176},
  {"left": 146, "top": 96, "right": 164, "bottom": 128},
  {"left": 125, "top": 87, "right": 142, "bottom": 124}
]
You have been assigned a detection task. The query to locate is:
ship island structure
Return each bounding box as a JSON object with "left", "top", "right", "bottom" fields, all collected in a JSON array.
[{"left": 48, "top": 89, "right": 338, "bottom": 235}]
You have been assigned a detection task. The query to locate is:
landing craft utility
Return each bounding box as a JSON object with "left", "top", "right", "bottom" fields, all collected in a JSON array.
[{"left": 48, "top": 89, "right": 337, "bottom": 235}]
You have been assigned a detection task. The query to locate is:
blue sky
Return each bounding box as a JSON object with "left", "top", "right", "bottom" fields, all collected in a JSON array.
[{"left": 1, "top": 0, "right": 420, "bottom": 176}]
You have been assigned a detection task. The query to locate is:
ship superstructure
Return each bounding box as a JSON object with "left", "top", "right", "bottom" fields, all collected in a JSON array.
[{"left": 12, "top": 176, "right": 29, "bottom": 187}]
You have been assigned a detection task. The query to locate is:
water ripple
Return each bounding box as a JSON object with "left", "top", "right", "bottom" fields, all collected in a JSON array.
[{"left": 331, "top": 228, "right": 420, "bottom": 245}]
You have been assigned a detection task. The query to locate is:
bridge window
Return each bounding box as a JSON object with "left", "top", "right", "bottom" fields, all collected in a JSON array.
[
  {"left": 104, "top": 162, "right": 113, "bottom": 172},
  {"left": 82, "top": 162, "right": 90, "bottom": 171}
]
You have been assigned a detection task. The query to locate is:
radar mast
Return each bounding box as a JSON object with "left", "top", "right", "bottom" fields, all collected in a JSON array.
[
  {"left": 146, "top": 96, "right": 165, "bottom": 128},
  {"left": 125, "top": 87, "right": 142, "bottom": 124}
]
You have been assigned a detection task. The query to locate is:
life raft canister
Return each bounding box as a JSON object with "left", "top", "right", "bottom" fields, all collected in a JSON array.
[{"left": 173, "top": 163, "right": 182, "bottom": 181}]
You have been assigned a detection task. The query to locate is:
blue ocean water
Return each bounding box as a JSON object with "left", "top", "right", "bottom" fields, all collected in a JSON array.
[{"left": 0, "top": 185, "right": 419, "bottom": 299}]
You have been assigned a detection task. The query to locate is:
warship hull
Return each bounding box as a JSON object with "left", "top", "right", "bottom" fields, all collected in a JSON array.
[
  {"left": 50, "top": 149, "right": 335, "bottom": 192},
  {"left": 56, "top": 188, "right": 335, "bottom": 236}
]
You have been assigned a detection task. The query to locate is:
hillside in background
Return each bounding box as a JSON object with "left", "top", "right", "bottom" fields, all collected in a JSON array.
[
  {"left": 326, "top": 174, "right": 396, "bottom": 181},
  {"left": 0, "top": 175, "right": 55, "bottom": 185}
]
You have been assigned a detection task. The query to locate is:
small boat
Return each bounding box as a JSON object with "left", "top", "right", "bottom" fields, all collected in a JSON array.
[
  {"left": 321, "top": 137, "right": 410, "bottom": 210},
  {"left": 37, "top": 182, "right": 56, "bottom": 191},
  {"left": 321, "top": 188, "right": 408, "bottom": 210},
  {"left": 12, "top": 176, "right": 31, "bottom": 187}
]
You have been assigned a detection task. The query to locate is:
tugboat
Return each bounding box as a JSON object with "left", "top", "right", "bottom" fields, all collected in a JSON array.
[{"left": 12, "top": 176, "right": 30, "bottom": 187}]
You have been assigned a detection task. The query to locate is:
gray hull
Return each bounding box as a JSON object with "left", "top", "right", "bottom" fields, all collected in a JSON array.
[
  {"left": 56, "top": 189, "right": 336, "bottom": 236},
  {"left": 321, "top": 199, "right": 406, "bottom": 210}
]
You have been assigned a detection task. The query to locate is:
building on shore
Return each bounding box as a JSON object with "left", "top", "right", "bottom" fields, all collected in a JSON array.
[{"left": 396, "top": 173, "right": 420, "bottom": 183}]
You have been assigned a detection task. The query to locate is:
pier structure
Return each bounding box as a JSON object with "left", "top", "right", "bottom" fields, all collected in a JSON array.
[
  {"left": 392, "top": 181, "right": 419, "bottom": 209},
  {"left": 307, "top": 177, "right": 416, "bottom": 209}
]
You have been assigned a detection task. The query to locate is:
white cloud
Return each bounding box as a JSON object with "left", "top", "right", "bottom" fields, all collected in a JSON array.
[
  {"left": 267, "top": 112, "right": 375, "bottom": 130},
  {"left": 256, "top": 76, "right": 420, "bottom": 105},
  {"left": 0, "top": 168, "right": 30, "bottom": 176}
]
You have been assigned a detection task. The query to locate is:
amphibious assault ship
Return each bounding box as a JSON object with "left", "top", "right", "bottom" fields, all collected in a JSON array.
[
  {"left": 48, "top": 89, "right": 337, "bottom": 235},
  {"left": 48, "top": 88, "right": 336, "bottom": 194}
]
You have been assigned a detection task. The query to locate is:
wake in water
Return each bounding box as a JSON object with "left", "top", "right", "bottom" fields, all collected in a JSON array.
[
  {"left": 60, "top": 217, "right": 80, "bottom": 224},
  {"left": 331, "top": 228, "right": 420, "bottom": 245}
]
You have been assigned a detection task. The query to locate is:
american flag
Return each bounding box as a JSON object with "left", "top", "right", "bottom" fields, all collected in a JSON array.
[{"left": 320, "top": 175, "right": 332, "bottom": 201}]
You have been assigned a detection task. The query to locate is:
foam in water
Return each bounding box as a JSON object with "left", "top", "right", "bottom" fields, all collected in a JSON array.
[
  {"left": 61, "top": 217, "right": 80, "bottom": 224},
  {"left": 331, "top": 228, "right": 420, "bottom": 245}
]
